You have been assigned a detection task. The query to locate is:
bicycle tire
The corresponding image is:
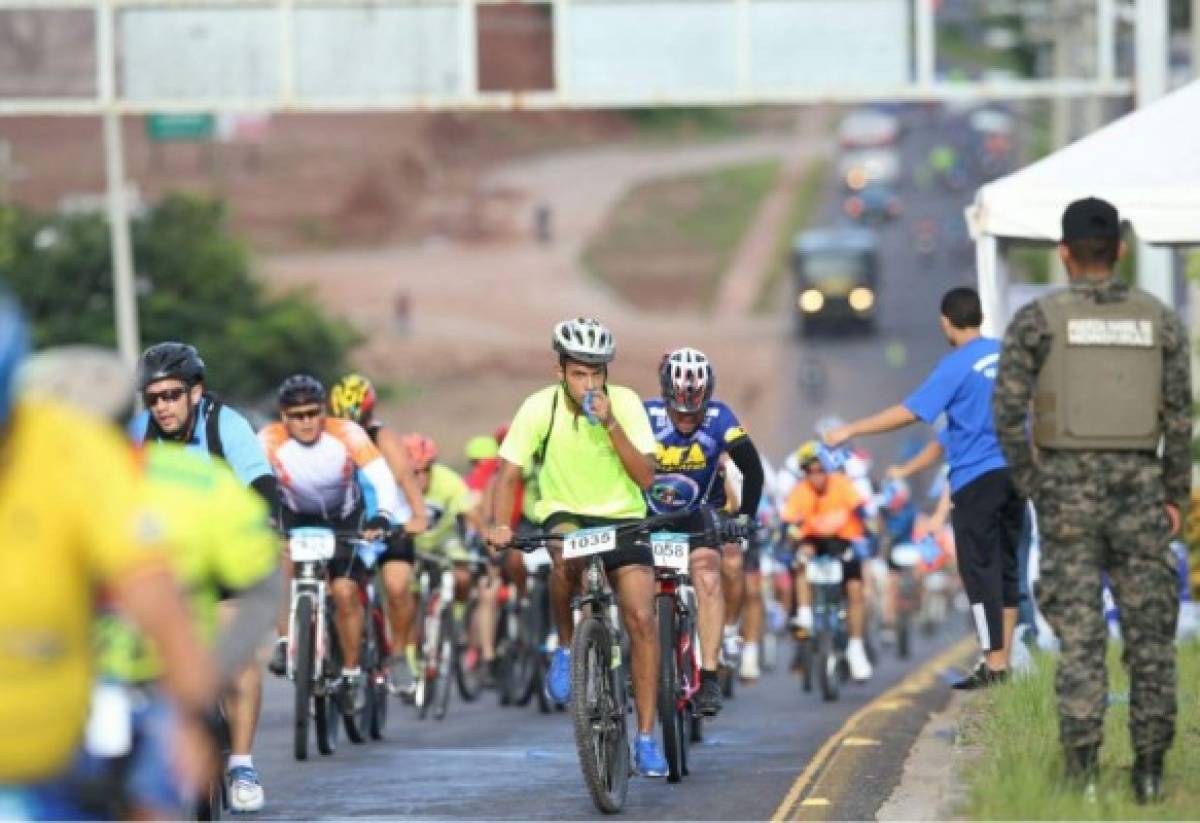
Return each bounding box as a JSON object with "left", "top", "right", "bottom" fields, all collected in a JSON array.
[
  {"left": 572, "top": 617, "right": 630, "bottom": 814},
  {"left": 343, "top": 605, "right": 371, "bottom": 744},
  {"left": 798, "top": 637, "right": 814, "bottom": 693},
  {"left": 679, "top": 703, "right": 691, "bottom": 777},
  {"left": 897, "top": 609, "right": 911, "bottom": 660},
  {"left": 315, "top": 605, "right": 340, "bottom": 756},
  {"left": 508, "top": 602, "right": 540, "bottom": 707},
  {"left": 417, "top": 605, "right": 441, "bottom": 720},
  {"left": 434, "top": 608, "right": 455, "bottom": 720},
  {"left": 292, "top": 596, "right": 314, "bottom": 761},
  {"left": 194, "top": 772, "right": 222, "bottom": 821},
  {"left": 369, "top": 609, "right": 389, "bottom": 739},
  {"left": 656, "top": 595, "right": 684, "bottom": 783},
  {"left": 690, "top": 710, "right": 704, "bottom": 743},
  {"left": 818, "top": 631, "right": 839, "bottom": 702},
  {"left": 455, "top": 600, "right": 484, "bottom": 703}
]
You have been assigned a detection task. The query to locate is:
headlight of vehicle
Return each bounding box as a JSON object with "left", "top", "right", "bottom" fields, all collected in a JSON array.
[
  {"left": 848, "top": 287, "right": 875, "bottom": 312},
  {"left": 798, "top": 290, "right": 825, "bottom": 313}
]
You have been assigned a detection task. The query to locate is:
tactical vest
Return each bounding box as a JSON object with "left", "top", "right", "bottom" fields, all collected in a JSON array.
[{"left": 1033, "top": 286, "right": 1162, "bottom": 451}]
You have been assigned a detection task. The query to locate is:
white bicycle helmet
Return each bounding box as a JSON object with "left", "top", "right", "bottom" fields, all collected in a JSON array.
[
  {"left": 659, "top": 347, "right": 714, "bottom": 413},
  {"left": 552, "top": 317, "right": 615, "bottom": 365}
]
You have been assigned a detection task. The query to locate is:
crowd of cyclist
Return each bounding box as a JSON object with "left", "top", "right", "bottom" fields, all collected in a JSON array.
[{"left": 0, "top": 301, "right": 959, "bottom": 819}]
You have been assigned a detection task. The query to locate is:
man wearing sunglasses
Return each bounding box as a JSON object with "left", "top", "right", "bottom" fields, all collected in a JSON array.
[
  {"left": 644, "top": 347, "right": 763, "bottom": 716},
  {"left": 129, "top": 341, "right": 278, "bottom": 814},
  {"left": 259, "top": 375, "right": 403, "bottom": 715}
]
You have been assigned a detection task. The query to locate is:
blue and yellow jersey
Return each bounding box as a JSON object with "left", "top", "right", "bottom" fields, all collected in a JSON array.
[{"left": 643, "top": 399, "right": 748, "bottom": 515}]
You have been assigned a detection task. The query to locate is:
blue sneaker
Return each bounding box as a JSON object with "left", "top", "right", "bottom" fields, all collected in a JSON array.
[
  {"left": 545, "top": 648, "right": 571, "bottom": 704},
  {"left": 634, "top": 734, "right": 668, "bottom": 778}
]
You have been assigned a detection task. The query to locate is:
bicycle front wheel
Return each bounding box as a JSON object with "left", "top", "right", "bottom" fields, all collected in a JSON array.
[
  {"left": 656, "top": 595, "right": 684, "bottom": 783},
  {"left": 572, "top": 617, "right": 630, "bottom": 814},
  {"left": 292, "top": 597, "right": 314, "bottom": 761}
]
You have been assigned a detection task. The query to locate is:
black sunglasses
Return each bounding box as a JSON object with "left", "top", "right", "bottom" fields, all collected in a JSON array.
[
  {"left": 143, "top": 387, "right": 187, "bottom": 406},
  {"left": 284, "top": 407, "right": 323, "bottom": 421}
]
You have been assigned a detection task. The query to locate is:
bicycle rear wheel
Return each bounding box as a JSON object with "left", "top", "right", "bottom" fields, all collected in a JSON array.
[
  {"left": 656, "top": 595, "right": 684, "bottom": 783},
  {"left": 292, "top": 597, "right": 314, "bottom": 761},
  {"left": 571, "top": 617, "right": 630, "bottom": 814},
  {"left": 455, "top": 600, "right": 484, "bottom": 703}
]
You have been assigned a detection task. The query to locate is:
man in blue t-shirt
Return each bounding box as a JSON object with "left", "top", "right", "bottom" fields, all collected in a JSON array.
[
  {"left": 129, "top": 341, "right": 278, "bottom": 813},
  {"left": 646, "top": 348, "right": 763, "bottom": 717},
  {"left": 824, "top": 288, "right": 1024, "bottom": 689}
]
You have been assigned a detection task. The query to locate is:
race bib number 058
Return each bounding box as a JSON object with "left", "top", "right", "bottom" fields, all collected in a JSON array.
[
  {"left": 650, "top": 532, "right": 689, "bottom": 571},
  {"left": 562, "top": 526, "right": 618, "bottom": 559}
]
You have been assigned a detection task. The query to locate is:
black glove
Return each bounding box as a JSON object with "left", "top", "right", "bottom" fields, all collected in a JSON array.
[
  {"left": 721, "top": 514, "right": 753, "bottom": 542},
  {"left": 363, "top": 515, "right": 392, "bottom": 534}
]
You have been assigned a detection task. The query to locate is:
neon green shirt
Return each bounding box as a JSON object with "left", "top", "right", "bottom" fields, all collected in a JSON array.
[
  {"left": 414, "top": 463, "right": 474, "bottom": 558},
  {"left": 499, "top": 384, "right": 656, "bottom": 522},
  {"left": 96, "top": 443, "right": 279, "bottom": 683}
]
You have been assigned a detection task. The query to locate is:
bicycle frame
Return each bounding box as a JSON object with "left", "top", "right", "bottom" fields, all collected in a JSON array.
[
  {"left": 288, "top": 561, "right": 330, "bottom": 685},
  {"left": 656, "top": 571, "right": 701, "bottom": 710}
]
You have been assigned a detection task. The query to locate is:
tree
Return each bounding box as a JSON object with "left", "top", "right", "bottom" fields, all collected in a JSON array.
[{"left": 0, "top": 193, "right": 359, "bottom": 401}]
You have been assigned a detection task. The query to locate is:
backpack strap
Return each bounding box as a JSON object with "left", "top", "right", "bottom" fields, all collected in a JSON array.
[
  {"left": 532, "top": 388, "right": 559, "bottom": 468},
  {"left": 203, "top": 394, "right": 226, "bottom": 460}
]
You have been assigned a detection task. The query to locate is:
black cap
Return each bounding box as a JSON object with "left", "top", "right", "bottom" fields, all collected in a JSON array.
[{"left": 1061, "top": 197, "right": 1120, "bottom": 242}]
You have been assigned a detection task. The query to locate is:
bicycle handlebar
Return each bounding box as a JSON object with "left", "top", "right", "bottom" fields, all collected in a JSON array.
[{"left": 505, "top": 507, "right": 750, "bottom": 553}]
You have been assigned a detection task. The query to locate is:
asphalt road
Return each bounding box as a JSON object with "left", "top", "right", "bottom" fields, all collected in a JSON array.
[{"left": 252, "top": 621, "right": 965, "bottom": 820}]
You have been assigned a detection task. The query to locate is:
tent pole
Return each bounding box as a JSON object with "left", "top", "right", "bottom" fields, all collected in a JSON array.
[{"left": 1135, "top": 0, "right": 1173, "bottom": 305}]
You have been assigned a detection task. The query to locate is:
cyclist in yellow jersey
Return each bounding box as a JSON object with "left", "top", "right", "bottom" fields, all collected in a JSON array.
[
  {"left": 20, "top": 346, "right": 280, "bottom": 818},
  {"left": 402, "top": 434, "right": 496, "bottom": 677},
  {"left": 485, "top": 318, "right": 669, "bottom": 777},
  {"left": 0, "top": 314, "right": 217, "bottom": 818}
]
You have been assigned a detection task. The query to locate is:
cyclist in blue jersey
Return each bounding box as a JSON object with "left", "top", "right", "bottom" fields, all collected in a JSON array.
[
  {"left": 645, "top": 348, "right": 763, "bottom": 716},
  {"left": 129, "top": 342, "right": 278, "bottom": 814}
]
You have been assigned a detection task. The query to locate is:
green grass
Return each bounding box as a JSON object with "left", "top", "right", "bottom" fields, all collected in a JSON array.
[
  {"left": 963, "top": 641, "right": 1200, "bottom": 820},
  {"left": 583, "top": 160, "right": 780, "bottom": 311},
  {"left": 623, "top": 107, "right": 740, "bottom": 141},
  {"left": 752, "top": 159, "right": 830, "bottom": 314}
]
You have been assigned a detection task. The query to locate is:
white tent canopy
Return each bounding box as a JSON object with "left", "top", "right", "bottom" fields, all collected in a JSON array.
[{"left": 967, "top": 78, "right": 1200, "bottom": 334}]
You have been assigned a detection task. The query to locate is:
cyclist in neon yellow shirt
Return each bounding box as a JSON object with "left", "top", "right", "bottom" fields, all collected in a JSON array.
[{"left": 485, "top": 318, "right": 669, "bottom": 778}]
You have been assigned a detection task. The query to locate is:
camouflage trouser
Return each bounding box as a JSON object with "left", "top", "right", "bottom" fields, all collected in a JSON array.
[{"left": 1034, "top": 450, "right": 1179, "bottom": 755}]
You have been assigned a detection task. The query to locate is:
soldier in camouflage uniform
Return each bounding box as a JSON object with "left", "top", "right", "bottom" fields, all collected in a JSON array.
[{"left": 993, "top": 197, "right": 1191, "bottom": 803}]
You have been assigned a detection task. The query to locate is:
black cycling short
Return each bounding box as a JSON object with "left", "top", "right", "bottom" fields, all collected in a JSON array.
[
  {"left": 282, "top": 508, "right": 367, "bottom": 581},
  {"left": 743, "top": 544, "right": 761, "bottom": 574},
  {"left": 542, "top": 512, "right": 653, "bottom": 571},
  {"left": 378, "top": 530, "right": 415, "bottom": 566},
  {"left": 800, "top": 537, "right": 862, "bottom": 582}
]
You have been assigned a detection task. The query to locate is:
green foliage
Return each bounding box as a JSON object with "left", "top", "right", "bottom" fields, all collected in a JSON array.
[
  {"left": 963, "top": 642, "right": 1200, "bottom": 819},
  {"left": 0, "top": 193, "right": 359, "bottom": 401}
]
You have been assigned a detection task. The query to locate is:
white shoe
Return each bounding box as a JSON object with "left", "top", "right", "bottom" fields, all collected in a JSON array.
[
  {"left": 228, "top": 766, "right": 265, "bottom": 813},
  {"left": 739, "top": 643, "right": 761, "bottom": 680},
  {"left": 846, "top": 638, "right": 873, "bottom": 682}
]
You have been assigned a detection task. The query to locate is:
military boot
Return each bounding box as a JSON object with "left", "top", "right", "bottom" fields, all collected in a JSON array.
[
  {"left": 1132, "top": 751, "right": 1164, "bottom": 805},
  {"left": 1063, "top": 744, "right": 1100, "bottom": 799}
]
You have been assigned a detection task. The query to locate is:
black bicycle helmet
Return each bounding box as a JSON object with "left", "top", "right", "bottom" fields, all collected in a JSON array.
[
  {"left": 137, "top": 342, "right": 205, "bottom": 390},
  {"left": 277, "top": 374, "right": 326, "bottom": 409}
]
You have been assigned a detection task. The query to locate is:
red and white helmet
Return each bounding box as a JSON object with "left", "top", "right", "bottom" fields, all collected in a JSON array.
[
  {"left": 659, "top": 347, "right": 714, "bottom": 414},
  {"left": 400, "top": 432, "right": 439, "bottom": 471}
]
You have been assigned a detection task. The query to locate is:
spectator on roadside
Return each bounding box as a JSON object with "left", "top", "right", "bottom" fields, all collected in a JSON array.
[
  {"left": 992, "top": 197, "right": 1191, "bottom": 804},
  {"left": 823, "top": 287, "right": 1024, "bottom": 690}
]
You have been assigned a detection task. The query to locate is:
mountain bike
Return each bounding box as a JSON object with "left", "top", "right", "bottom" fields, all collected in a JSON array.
[
  {"left": 799, "top": 554, "right": 850, "bottom": 702},
  {"left": 343, "top": 538, "right": 391, "bottom": 742},
  {"left": 285, "top": 527, "right": 343, "bottom": 760},
  {"left": 650, "top": 529, "right": 700, "bottom": 783}
]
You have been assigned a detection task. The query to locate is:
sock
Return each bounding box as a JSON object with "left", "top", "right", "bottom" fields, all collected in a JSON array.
[
  {"left": 797, "top": 606, "right": 814, "bottom": 629},
  {"left": 405, "top": 644, "right": 418, "bottom": 673},
  {"left": 341, "top": 666, "right": 361, "bottom": 677},
  {"left": 847, "top": 637, "right": 864, "bottom": 652},
  {"left": 723, "top": 623, "right": 738, "bottom": 638},
  {"left": 228, "top": 755, "right": 253, "bottom": 771},
  {"left": 452, "top": 602, "right": 467, "bottom": 622},
  {"left": 700, "top": 668, "right": 719, "bottom": 684}
]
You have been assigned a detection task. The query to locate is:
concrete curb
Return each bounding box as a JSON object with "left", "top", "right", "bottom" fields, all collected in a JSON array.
[{"left": 876, "top": 691, "right": 981, "bottom": 822}]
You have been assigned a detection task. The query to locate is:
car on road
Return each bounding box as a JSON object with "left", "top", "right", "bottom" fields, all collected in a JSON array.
[
  {"left": 838, "top": 148, "right": 902, "bottom": 191},
  {"left": 837, "top": 109, "right": 901, "bottom": 149},
  {"left": 843, "top": 184, "right": 902, "bottom": 225},
  {"left": 791, "top": 226, "right": 879, "bottom": 336}
]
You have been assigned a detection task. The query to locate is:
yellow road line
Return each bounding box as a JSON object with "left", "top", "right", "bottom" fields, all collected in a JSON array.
[{"left": 770, "top": 636, "right": 975, "bottom": 822}]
